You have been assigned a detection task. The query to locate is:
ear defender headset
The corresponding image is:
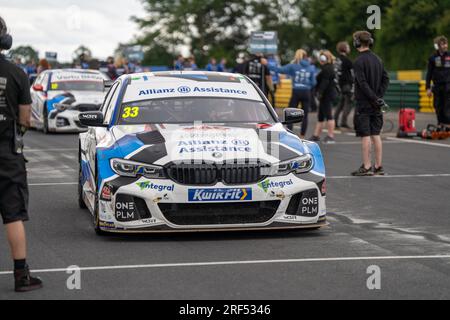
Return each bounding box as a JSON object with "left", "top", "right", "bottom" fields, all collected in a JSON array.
[
  {"left": 353, "top": 32, "right": 374, "bottom": 49},
  {"left": 0, "top": 17, "right": 13, "bottom": 50}
]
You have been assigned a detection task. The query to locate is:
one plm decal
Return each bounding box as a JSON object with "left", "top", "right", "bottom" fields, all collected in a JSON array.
[{"left": 188, "top": 188, "right": 252, "bottom": 202}]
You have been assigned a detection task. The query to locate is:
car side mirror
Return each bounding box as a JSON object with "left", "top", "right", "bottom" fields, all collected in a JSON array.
[
  {"left": 283, "top": 108, "right": 304, "bottom": 125},
  {"left": 33, "top": 84, "right": 44, "bottom": 92},
  {"left": 104, "top": 80, "right": 114, "bottom": 91},
  {"left": 79, "top": 111, "right": 107, "bottom": 127}
]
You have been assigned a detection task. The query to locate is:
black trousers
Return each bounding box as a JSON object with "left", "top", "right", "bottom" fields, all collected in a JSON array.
[
  {"left": 287, "top": 89, "right": 310, "bottom": 136},
  {"left": 433, "top": 86, "right": 450, "bottom": 125},
  {"left": 334, "top": 89, "right": 353, "bottom": 126}
]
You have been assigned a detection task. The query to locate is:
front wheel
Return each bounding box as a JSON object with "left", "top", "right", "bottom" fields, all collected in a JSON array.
[
  {"left": 93, "top": 199, "right": 107, "bottom": 236},
  {"left": 42, "top": 108, "right": 50, "bottom": 134},
  {"left": 93, "top": 160, "right": 107, "bottom": 236},
  {"left": 78, "top": 156, "right": 87, "bottom": 209}
]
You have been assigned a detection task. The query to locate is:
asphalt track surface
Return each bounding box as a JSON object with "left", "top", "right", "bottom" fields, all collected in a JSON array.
[{"left": 1, "top": 111, "right": 449, "bottom": 300}]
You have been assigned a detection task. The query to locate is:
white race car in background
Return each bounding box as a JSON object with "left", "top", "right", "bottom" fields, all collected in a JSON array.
[
  {"left": 30, "top": 69, "right": 109, "bottom": 133},
  {"left": 78, "top": 71, "right": 327, "bottom": 234}
]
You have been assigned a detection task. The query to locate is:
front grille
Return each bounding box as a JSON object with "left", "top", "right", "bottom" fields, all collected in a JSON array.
[
  {"left": 76, "top": 104, "right": 101, "bottom": 112},
  {"left": 165, "top": 161, "right": 269, "bottom": 185},
  {"left": 159, "top": 201, "right": 280, "bottom": 225}
]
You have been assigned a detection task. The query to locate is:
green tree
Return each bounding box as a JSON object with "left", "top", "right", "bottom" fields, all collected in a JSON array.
[
  {"left": 133, "top": 0, "right": 278, "bottom": 67},
  {"left": 9, "top": 45, "right": 39, "bottom": 63},
  {"left": 302, "top": 0, "right": 390, "bottom": 49},
  {"left": 377, "top": 0, "right": 450, "bottom": 70}
]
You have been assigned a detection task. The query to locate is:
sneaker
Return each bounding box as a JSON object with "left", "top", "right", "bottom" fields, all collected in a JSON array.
[
  {"left": 14, "top": 265, "right": 43, "bottom": 292},
  {"left": 373, "top": 166, "right": 386, "bottom": 176},
  {"left": 351, "top": 165, "right": 374, "bottom": 176},
  {"left": 323, "top": 136, "right": 336, "bottom": 144},
  {"left": 308, "top": 136, "right": 321, "bottom": 142}
]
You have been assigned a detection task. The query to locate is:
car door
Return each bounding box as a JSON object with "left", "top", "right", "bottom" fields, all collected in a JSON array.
[
  {"left": 30, "top": 72, "right": 46, "bottom": 128},
  {"left": 87, "top": 81, "right": 120, "bottom": 188}
]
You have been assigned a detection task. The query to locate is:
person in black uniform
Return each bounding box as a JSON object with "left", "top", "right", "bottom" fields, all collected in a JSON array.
[
  {"left": 0, "top": 17, "right": 43, "bottom": 292},
  {"left": 243, "top": 53, "right": 273, "bottom": 98},
  {"left": 351, "top": 30, "right": 389, "bottom": 176},
  {"left": 426, "top": 36, "right": 450, "bottom": 126},
  {"left": 310, "top": 50, "right": 338, "bottom": 144},
  {"left": 334, "top": 41, "right": 354, "bottom": 129}
]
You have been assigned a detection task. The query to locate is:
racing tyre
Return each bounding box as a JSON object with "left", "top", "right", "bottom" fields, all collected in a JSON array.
[
  {"left": 43, "top": 108, "right": 50, "bottom": 134},
  {"left": 78, "top": 156, "right": 87, "bottom": 209},
  {"left": 93, "top": 159, "right": 107, "bottom": 236},
  {"left": 93, "top": 199, "right": 107, "bottom": 236}
]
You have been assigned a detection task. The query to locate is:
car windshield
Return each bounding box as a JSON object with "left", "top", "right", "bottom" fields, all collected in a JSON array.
[
  {"left": 49, "top": 81, "right": 104, "bottom": 91},
  {"left": 117, "top": 97, "right": 275, "bottom": 125}
]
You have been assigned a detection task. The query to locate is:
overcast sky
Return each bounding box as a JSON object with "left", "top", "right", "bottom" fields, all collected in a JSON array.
[{"left": 1, "top": 0, "right": 145, "bottom": 61}]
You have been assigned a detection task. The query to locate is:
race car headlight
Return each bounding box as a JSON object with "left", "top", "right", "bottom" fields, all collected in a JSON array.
[
  {"left": 110, "top": 159, "right": 165, "bottom": 178},
  {"left": 273, "top": 154, "right": 314, "bottom": 176},
  {"left": 54, "top": 103, "right": 68, "bottom": 112}
]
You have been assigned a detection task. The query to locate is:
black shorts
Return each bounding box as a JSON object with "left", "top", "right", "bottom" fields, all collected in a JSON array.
[
  {"left": 318, "top": 95, "right": 334, "bottom": 122},
  {"left": 354, "top": 103, "right": 384, "bottom": 137},
  {"left": 0, "top": 141, "right": 29, "bottom": 224}
]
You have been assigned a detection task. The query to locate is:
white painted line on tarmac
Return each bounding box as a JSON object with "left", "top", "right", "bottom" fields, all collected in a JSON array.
[
  {"left": 328, "top": 174, "right": 450, "bottom": 179},
  {"left": 24, "top": 148, "right": 78, "bottom": 152},
  {"left": 1, "top": 255, "right": 450, "bottom": 276},
  {"left": 29, "top": 182, "right": 78, "bottom": 186},
  {"left": 327, "top": 141, "right": 403, "bottom": 145},
  {"left": 387, "top": 137, "right": 450, "bottom": 148}
]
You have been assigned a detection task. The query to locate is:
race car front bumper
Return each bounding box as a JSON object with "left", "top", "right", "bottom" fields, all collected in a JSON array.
[
  {"left": 48, "top": 109, "right": 88, "bottom": 133},
  {"left": 97, "top": 173, "right": 327, "bottom": 233}
]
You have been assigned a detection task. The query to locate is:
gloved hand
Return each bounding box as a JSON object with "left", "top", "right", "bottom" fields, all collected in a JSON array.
[
  {"left": 374, "top": 98, "right": 389, "bottom": 113},
  {"left": 375, "top": 99, "right": 386, "bottom": 108}
]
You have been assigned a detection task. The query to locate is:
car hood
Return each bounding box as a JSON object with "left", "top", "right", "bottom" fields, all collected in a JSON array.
[
  {"left": 108, "top": 123, "right": 309, "bottom": 166},
  {"left": 47, "top": 90, "right": 105, "bottom": 105}
]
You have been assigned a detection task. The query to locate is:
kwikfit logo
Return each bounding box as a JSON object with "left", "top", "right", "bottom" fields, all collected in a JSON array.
[{"left": 188, "top": 188, "right": 252, "bottom": 202}]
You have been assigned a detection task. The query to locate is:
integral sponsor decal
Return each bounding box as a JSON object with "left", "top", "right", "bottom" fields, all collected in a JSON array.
[
  {"left": 178, "top": 139, "right": 251, "bottom": 154},
  {"left": 258, "top": 179, "right": 294, "bottom": 193},
  {"left": 188, "top": 188, "right": 252, "bottom": 202},
  {"left": 137, "top": 181, "right": 175, "bottom": 192}
]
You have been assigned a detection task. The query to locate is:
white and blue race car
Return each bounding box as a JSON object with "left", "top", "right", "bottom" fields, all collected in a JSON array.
[
  {"left": 30, "top": 69, "right": 109, "bottom": 133},
  {"left": 78, "top": 71, "right": 327, "bottom": 234}
]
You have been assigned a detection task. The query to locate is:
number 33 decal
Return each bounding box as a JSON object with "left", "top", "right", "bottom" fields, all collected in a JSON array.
[{"left": 122, "top": 107, "right": 139, "bottom": 119}]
